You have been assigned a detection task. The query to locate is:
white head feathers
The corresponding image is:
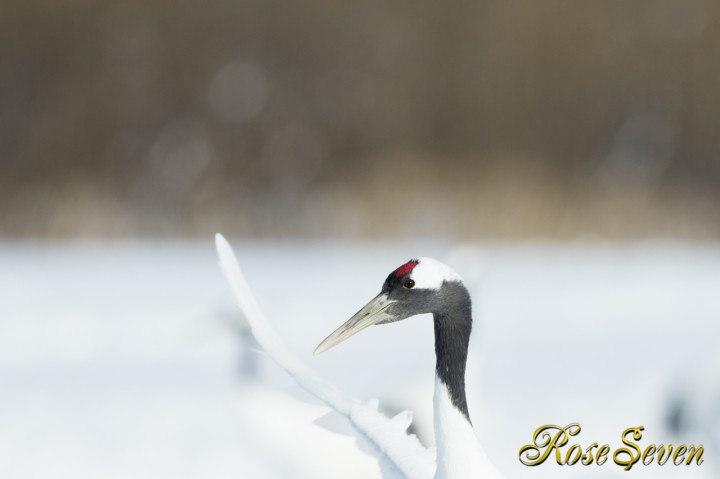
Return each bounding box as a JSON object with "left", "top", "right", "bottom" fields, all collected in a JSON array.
[{"left": 408, "top": 257, "right": 462, "bottom": 291}]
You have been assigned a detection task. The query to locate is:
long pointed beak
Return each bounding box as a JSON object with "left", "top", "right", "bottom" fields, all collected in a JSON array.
[{"left": 314, "top": 293, "right": 396, "bottom": 355}]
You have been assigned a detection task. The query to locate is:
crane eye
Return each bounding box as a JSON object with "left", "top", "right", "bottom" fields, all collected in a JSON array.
[{"left": 403, "top": 279, "right": 415, "bottom": 289}]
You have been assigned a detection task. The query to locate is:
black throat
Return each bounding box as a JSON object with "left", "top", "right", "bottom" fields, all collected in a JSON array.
[{"left": 432, "top": 282, "right": 473, "bottom": 422}]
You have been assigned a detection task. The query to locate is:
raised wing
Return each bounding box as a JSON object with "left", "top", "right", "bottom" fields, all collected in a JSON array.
[{"left": 215, "top": 234, "right": 435, "bottom": 479}]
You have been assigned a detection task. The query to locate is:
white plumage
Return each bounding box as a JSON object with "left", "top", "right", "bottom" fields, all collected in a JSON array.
[
  {"left": 409, "top": 257, "right": 462, "bottom": 291},
  {"left": 215, "top": 234, "right": 503, "bottom": 479},
  {"left": 433, "top": 378, "right": 502, "bottom": 479}
]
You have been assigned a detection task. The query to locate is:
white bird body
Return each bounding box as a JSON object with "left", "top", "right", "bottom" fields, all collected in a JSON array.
[
  {"left": 433, "top": 377, "right": 502, "bottom": 479},
  {"left": 215, "top": 234, "right": 503, "bottom": 479}
]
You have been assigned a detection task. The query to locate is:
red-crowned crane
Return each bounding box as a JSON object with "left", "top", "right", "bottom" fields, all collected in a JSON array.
[{"left": 216, "top": 234, "right": 503, "bottom": 479}]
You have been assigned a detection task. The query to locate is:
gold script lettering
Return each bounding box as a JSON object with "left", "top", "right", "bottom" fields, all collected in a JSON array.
[
  {"left": 642, "top": 444, "right": 656, "bottom": 465},
  {"left": 518, "top": 423, "right": 581, "bottom": 466},
  {"left": 518, "top": 424, "right": 704, "bottom": 469},
  {"left": 581, "top": 443, "right": 598, "bottom": 465},
  {"left": 673, "top": 445, "right": 687, "bottom": 465},
  {"left": 686, "top": 445, "right": 704, "bottom": 465},
  {"left": 657, "top": 445, "right": 672, "bottom": 465},
  {"left": 613, "top": 426, "right": 643, "bottom": 471},
  {"left": 596, "top": 444, "right": 610, "bottom": 465}
]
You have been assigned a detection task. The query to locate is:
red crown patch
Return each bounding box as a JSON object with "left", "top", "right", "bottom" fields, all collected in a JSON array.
[{"left": 392, "top": 260, "right": 419, "bottom": 278}]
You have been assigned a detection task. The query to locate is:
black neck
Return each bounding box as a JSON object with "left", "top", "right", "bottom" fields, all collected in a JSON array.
[{"left": 432, "top": 283, "right": 473, "bottom": 422}]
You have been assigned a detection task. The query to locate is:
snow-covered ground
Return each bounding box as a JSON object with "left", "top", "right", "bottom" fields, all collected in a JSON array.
[{"left": 1, "top": 239, "right": 717, "bottom": 478}]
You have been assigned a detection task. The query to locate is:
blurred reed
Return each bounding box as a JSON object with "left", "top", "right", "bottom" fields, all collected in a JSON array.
[{"left": 2, "top": 0, "right": 719, "bottom": 238}]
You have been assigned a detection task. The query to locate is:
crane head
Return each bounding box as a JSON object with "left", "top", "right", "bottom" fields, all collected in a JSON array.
[{"left": 313, "top": 257, "right": 465, "bottom": 354}]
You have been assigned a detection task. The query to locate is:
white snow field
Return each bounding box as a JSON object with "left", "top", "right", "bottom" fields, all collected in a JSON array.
[{"left": 0, "top": 239, "right": 717, "bottom": 479}]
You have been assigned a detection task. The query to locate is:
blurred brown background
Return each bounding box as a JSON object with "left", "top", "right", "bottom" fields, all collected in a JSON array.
[{"left": 2, "top": 0, "right": 720, "bottom": 239}]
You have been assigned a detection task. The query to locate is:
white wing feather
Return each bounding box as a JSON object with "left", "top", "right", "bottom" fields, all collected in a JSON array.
[{"left": 215, "top": 234, "right": 436, "bottom": 479}]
